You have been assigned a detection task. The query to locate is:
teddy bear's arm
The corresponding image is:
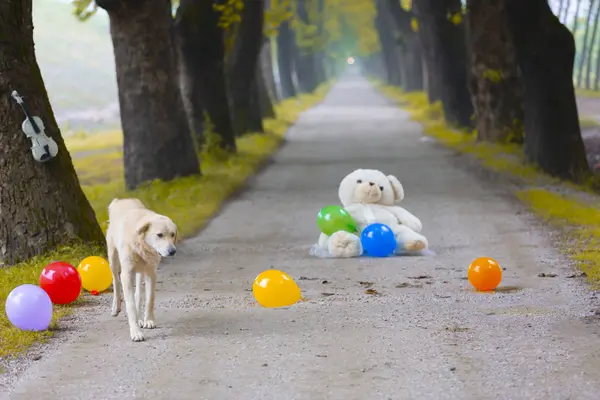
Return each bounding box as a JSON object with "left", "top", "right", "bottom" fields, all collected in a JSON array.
[{"left": 389, "top": 206, "right": 423, "bottom": 232}]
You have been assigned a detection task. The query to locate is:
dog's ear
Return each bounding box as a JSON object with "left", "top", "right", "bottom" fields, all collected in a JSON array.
[
  {"left": 387, "top": 175, "right": 404, "bottom": 203},
  {"left": 136, "top": 218, "right": 152, "bottom": 236}
]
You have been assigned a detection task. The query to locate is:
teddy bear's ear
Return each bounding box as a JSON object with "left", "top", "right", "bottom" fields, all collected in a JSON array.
[{"left": 387, "top": 175, "right": 404, "bottom": 203}]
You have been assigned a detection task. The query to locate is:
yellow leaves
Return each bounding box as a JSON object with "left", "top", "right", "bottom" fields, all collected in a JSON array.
[
  {"left": 447, "top": 11, "right": 463, "bottom": 25},
  {"left": 265, "top": 0, "right": 294, "bottom": 37},
  {"left": 401, "top": 0, "right": 412, "bottom": 10},
  {"left": 213, "top": 0, "right": 244, "bottom": 29},
  {"left": 411, "top": 17, "right": 419, "bottom": 32},
  {"left": 482, "top": 69, "right": 504, "bottom": 83},
  {"left": 72, "top": 0, "right": 97, "bottom": 21}
]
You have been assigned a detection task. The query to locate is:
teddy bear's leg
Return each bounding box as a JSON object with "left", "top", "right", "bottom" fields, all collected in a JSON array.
[
  {"left": 393, "top": 225, "right": 428, "bottom": 253},
  {"left": 328, "top": 231, "right": 362, "bottom": 258}
]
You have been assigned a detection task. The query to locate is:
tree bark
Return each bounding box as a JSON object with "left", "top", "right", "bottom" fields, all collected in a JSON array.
[
  {"left": 294, "top": 0, "right": 320, "bottom": 93},
  {"left": 97, "top": 0, "right": 200, "bottom": 190},
  {"left": 174, "top": 0, "right": 236, "bottom": 151},
  {"left": 413, "top": 0, "right": 474, "bottom": 128},
  {"left": 374, "top": 0, "right": 403, "bottom": 86},
  {"left": 277, "top": 19, "right": 298, "bottom": 99},
  {"left": 585, "top": 0, "right": 600, "bottom": 89},
  {"left": 261, "top": 38, "right": 280, "bottom": 103},
  {"left": 228, "top": 0, "right": 265, "bottom": 135},
  {"left": 387, "top": 0, "right": 424, "bottom": 91},
  {"left": 0, "top": 0, "right": 104, "bottom": 264},
  {"left": 256, "top": 57, "right": 276, "bottom": 119},
  {"left": 466, "top": 0, "right": 524, "bottom": 143},
  {"left": 572, "top": 0, "right": 583, "bottom": 33},
  {"left": 576, "top": 0, "right": 595, "bottom": 88},
  {"left": 506, "top": 0, "right": 589, "bottom": 180}
]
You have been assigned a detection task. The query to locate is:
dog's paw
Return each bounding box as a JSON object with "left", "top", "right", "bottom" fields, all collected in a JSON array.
[
  {"left": 137, "top": 319, "right": 144, "bottom": 328},
  {"left": 111, "top": 299, "right": 121, "bottom": 316},
  {"left": 142, "top": 320, "right": 156, "bottom": 329},
  {"left": 404, "top": 240, "right": 426, "bottom": 252},
  {"left": 130, "top": 328, "right": 145, "bottom": 342}
]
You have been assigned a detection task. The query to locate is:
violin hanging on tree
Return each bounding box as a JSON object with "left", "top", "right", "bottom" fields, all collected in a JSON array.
[{"left": 10, "top": 90, "right": 58, "bottom": 163}]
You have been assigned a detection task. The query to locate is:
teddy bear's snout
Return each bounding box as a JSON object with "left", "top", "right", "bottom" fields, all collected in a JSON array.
[{"left": 354, "top": 180, "right": 382, "bottom": 203}]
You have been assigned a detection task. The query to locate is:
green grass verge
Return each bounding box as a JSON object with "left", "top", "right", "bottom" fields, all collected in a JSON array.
[
  {"left": 0, "top": 83, "right": 332, "bottom": 360},
  {"left": 376, "top": 82, "right": 600, "bottom": 289}
]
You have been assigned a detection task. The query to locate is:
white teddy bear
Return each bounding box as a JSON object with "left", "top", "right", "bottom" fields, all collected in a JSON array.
[{"left": 315, "top": 168, "right": 428, "bottom": 258}]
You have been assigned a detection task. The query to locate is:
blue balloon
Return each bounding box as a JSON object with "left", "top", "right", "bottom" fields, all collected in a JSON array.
[{"left": 361, "top": 223, "right": 397, "bottom": 257}]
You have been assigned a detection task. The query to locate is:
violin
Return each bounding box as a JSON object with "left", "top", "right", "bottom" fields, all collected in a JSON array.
[{"left": 11, "top": 90, "right": 58, "bottom": 163}]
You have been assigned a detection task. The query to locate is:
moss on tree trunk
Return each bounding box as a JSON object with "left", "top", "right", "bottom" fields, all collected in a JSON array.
[
  {"left": 0, "top": 0, "right": 104, "bottom": 265},
  {"left": 466, "top": 0, "right": 524, "bottom": 143}
]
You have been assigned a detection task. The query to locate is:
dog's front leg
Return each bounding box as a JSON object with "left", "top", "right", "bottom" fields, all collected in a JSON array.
[
  {"left": 135, "top": 272, "right": 144, "bottom": 328},
  {"left": 121, "top": 267, "right": 144, "bottom": 342},
  {"left": 142, "top": 270, "right": 157, "bottom": 329}
]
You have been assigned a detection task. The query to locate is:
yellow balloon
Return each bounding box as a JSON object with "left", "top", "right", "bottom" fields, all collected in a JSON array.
[
  {"left": 77, "top": 256, "right": 112, "bottom": 294},
  {"left": 252, "top": 269, "right": 302, "bottom": 308}
]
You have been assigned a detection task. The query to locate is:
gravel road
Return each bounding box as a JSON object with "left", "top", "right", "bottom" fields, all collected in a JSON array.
[{"left": 3, "top": 73, "right": 600, "bottom": 400}]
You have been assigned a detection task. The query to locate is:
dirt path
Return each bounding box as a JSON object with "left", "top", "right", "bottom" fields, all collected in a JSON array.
[{"left": 3, "top": 74, "right": 600, "bottom": 400}]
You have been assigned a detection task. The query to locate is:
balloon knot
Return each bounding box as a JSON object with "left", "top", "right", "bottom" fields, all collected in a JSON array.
[{"left": 90, "top": 290, "right": 99, "bottom": 296}]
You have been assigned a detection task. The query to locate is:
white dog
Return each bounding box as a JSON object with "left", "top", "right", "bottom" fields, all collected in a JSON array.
[{"left": 106, "top": 198, "right": 178, "bottom": 342}]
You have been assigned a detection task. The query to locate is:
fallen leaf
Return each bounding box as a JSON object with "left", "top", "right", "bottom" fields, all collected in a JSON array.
[
  {"left": 395, "top": 282, "right": 422, "bottom": 288},
  {"left": 322, "top": 280, "right": 330, "bottom": 284},
  {"left": 359, "top": 281, "right": 374, "bottom": 287},
  {"left": 566, "top": 272, "right": 587, "bottom": 278},
  {"left": 538, "top": 272, "right": 558, "bottom": 278},
  {"left": 321, "top": 292, "right": 335, "bottom": 297},
  {"left": 300, "top": 276, "right": 319, "bottom": 281},
  {"left": 408, "top": 275, "right": 432, "bottom": 280},
  {"left": 365, "top": 289, "right": 379, "bottom": 295}
]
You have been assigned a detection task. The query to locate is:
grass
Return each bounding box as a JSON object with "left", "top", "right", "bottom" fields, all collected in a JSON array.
[
  {"left": 577, "top": 89, "right": 600, "bottom": 99},
  {"left": 375, "top": 82, "right": 600, "bottom": 288},
  {"left": 0, "top": 83, "right": 332, "bottom": 361}
]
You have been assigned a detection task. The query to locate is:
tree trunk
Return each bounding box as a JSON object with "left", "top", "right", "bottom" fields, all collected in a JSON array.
[
  {"left": 277, "top": 19, "right": 297, "bottom": 99},
  {"left": 576, "top": 0, "right": 595, "bottom": 88},
  {"left": 261, "top": 38, "right": 280, "bottom": 103},
  {"left": 466, "top": 0, "right": 524, "bottom": 143},
  {"left": 0, "top": 0, "right": 104, "bottom": 264},
  {"left": 387, "top": 0, "right": 424, "bottom": 91},
  {"left": 97, "top": 0, "right": 200, "bottom": 190},
  {"left": 374, "top": 0, "right": 403, "bottom": 86},
  {"left": 228, "top": 0, "right": 265, "bottom": 135},
  {"left": 585, "top": 0, "right": 600, "bottom": 89},
  {"left": 294, "top": 0, "right": 320, "bottom": 93},
  {"left": 506, "top": 0, "right": 589, "bottom": 180},
  {"left": 256, "top": 58, "right": 276, "bottom": 119},
  {"left": 572, "top": 0, "right": 583, "bottom": 33},
  {"left": 413, "top": 0, "right": 474, "bottom": 128},
  {"left": 563, "top": 0, "right": 572, "bottom": 22},
  {"left": 174, "top": 0, "right": 236, "bottom": 151}
]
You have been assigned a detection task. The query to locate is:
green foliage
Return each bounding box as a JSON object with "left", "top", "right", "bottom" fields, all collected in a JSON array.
[
  {"left": 72, "top": 0, "right": 97, "bottom": 21},
  {"left": 482, "top": 69, "right": 504, "bottom": 83}
]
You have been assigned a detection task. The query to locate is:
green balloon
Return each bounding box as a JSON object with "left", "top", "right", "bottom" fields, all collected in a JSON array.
[{"left": 317, "top": 205, "right": 357, "bottom": 236}]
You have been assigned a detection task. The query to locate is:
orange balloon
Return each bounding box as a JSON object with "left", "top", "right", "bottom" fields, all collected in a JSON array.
[{"left": 468, "top": 257, "right": 502, "bottom": 291}]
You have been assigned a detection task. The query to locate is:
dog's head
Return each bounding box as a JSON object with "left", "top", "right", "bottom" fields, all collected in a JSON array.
[
  {"left": 338, "top": 169, "right": 404, "bottom": 207},
  {"left": 136, "top": 215, "right": 178, "bottom": 257}
]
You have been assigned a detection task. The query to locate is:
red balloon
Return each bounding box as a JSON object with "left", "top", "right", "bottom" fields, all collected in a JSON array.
[{"left": 39, "top": 261, "right": 82, "bottom": 305}]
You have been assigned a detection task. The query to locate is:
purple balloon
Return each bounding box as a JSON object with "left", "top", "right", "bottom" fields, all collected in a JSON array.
[{"left": 5, "top": 284, "right": 53, "bottom": 331}]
